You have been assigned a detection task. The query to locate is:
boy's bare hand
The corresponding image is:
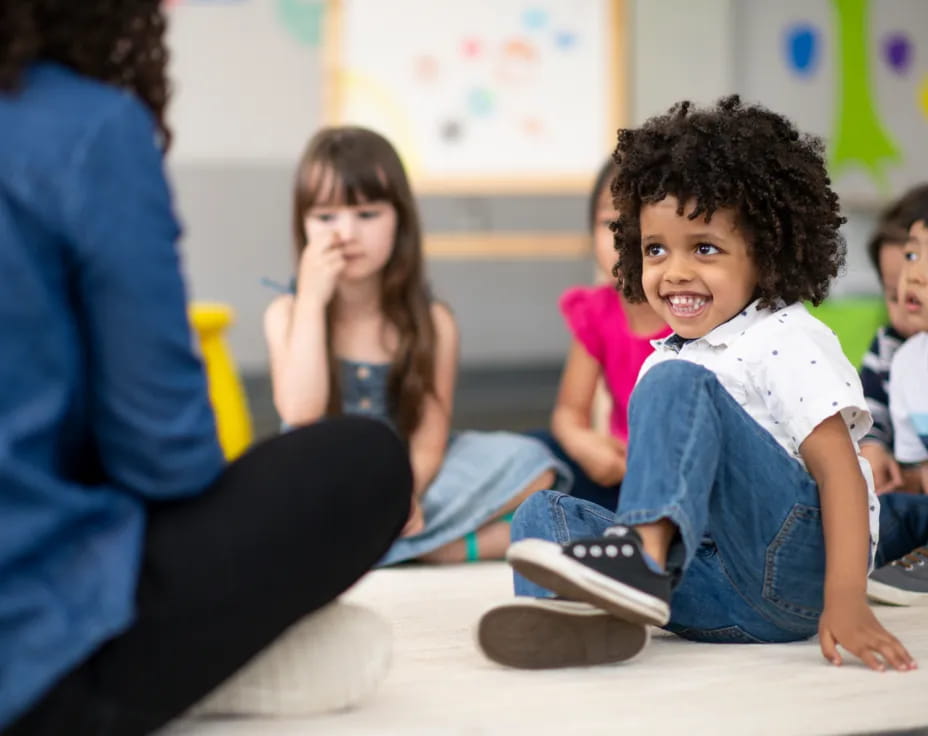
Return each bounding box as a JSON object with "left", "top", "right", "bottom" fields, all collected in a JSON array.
[{"left": 819, "top": 593, "right": 916, "bottom": 671}]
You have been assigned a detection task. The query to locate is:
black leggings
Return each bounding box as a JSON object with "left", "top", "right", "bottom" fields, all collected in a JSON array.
[{"left": 7, "top": 416, "right": 411, "bottom": 736}]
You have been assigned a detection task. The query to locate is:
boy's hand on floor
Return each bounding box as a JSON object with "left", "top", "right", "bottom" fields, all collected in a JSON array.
[
  {"left": 819, "top": 593, "right": 916, "bottom": 671},
  {"left": 861, "top": 443, "right": 903, "bottom": 494}
]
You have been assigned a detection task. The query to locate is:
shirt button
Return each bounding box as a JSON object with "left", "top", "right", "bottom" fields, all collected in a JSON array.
[
  {"left": 356, "top": 366, "right": 370, "bottom": 380},
  {"left": 359, "top": 397, "right": 372, "bottom": 410}
]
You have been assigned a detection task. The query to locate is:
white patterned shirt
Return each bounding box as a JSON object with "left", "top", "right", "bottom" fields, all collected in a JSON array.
[
  {"left": 889, "top": 332, "right": 928, "bottom": 464},
  {"left": 638, "top": 300, "right": 880, "bottom": 556}
]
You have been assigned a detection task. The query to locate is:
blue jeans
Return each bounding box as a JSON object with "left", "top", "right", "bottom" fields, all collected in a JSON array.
[
  {"left": 512, "top": 361, "right": 831, "bottom": 644},
  {"left": 877, "top": 492, "right": 928, "bottom": 566}
]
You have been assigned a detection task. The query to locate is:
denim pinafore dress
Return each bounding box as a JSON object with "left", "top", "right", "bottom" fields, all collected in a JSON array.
[{"left": 338, "top": 358, "right": 571, "bottom": 565}]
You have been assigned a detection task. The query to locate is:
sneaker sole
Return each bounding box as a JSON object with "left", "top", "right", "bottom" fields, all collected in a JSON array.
[
  {"left": 478, "top": 599, "right": 649, "bottom": 669},
  {"left": 866, "top": 578, "right": 928, "bottom": 607},
  {"left": 508, "top": 539, "right": 670, "bottom": 626}
]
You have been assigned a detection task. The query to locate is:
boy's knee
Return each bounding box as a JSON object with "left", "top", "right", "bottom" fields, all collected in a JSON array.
[
  {"left": 511, "top": 490, "right": 563, "bottom": 544},
  {"left": 644, "top": 359, "right": 711, "bottom": 384},
  {"left": 633, "top": 361, "right": 717, "bottom": 406}
]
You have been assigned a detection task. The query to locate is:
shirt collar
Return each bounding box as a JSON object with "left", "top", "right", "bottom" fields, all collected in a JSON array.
[{"left": 651, "top": 299, "right": 781, "bottom": 353}]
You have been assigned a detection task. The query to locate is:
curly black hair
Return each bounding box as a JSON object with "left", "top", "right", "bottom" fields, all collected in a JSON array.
[
  {"left": 611, "top": 95, "right": 846, "bottom": 309},
  {"left": 0, "top": 0, "right": 171, "bottom": 146}
]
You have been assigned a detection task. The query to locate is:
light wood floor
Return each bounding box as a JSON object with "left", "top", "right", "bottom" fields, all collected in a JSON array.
[{"left": 164, "top": 562, "right": 928, "bottom": 736}]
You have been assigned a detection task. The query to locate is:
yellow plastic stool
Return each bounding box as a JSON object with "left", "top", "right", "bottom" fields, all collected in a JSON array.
[{"left": 189, "top": 302, "right": 254, "bottom": 460}]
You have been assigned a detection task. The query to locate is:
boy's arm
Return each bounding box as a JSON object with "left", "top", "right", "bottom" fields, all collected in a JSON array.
[{"left": 801, "top": 414, "right": 915, "bottom": 671}]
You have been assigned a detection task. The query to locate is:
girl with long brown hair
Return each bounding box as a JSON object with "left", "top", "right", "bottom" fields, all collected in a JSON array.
[{"left": 265, "top": 126, "right": 569, "bottom": 563}]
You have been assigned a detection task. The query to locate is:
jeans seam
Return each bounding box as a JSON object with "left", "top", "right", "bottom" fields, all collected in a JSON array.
[
  {"left": 762, "top": 504, "right": 823, "bottom": 622},
  {"left": 671, "top": 624, "right": 766, "bottom": 644},
  {"left": 584, "top": 505, "right": 618, "bottom": 525},
  {"left": 713, "top": 544, "right": 816, "bottom": 637},
  {"left": 552, "top": 494, "right": 571, "bottom": 544}
]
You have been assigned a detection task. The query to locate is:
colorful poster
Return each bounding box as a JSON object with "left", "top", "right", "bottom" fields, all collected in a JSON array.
[
  {"left": 330, "top": 0, "right": 622, "bottom": 190},
  {"left": 738, "top": 0, "right": 927, "bottom": 202}
]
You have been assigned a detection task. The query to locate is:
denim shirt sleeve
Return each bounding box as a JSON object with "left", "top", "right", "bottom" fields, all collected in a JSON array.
[{"left": 64, "top": 95, "right": 224, "bottom": 498}]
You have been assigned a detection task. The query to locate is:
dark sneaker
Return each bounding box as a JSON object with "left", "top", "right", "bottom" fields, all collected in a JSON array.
[
  {"left": 477, "top": 598, "right": 649, "bottom": 669},
  {"left": 506, "top": 526, "right": 672, "bottom": 626},
  {"left": 867, "top": 547, "right": 928, "bottom": 606}
]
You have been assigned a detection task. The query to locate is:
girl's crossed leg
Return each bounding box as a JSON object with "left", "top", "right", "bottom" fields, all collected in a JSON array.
[{"left": 420, "top": 468, "right": 556, "bottom": 563}]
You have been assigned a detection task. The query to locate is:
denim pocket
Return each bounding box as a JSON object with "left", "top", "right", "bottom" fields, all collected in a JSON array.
[
  {"left": 673, "top": 625, "right": 765, "bottom": 644},
  {"left": 762, "top": 503, "right": 825, "bottom": 621}
]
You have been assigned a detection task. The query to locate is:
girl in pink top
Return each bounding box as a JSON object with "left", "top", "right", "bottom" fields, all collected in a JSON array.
[{"left": 537, "top": 161, "right": 669, "bottom": 509}]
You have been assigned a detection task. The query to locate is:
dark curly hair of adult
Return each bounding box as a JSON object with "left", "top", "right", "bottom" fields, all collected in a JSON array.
[
  {"left": 611, "top": 95, "right": 846, "bottom": 309},
  {"left": 0, "top": 0, "right": 171, "bottom": 146}
]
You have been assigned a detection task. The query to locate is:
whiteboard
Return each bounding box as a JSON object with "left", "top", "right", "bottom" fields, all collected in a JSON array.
[
  {"left": 326, "top": 0, "right": 625, "bottom": 192},
  {"left": 734, "top": 0, "right": 928, "bottom": 207}
]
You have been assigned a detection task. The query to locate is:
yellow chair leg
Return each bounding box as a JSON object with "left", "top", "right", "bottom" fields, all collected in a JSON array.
[{"left": 189, "top": 302, "right": 254, "bottom": 460}]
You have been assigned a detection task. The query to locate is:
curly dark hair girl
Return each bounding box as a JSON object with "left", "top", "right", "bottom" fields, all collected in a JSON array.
[
  {"left": 611, "top": 95, "right": 846, "bottom": 308},
  {"left": 0, "top": 0, "right": 171, "bottom": 145}
]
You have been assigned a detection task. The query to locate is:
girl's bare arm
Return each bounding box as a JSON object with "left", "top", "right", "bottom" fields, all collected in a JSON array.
[
  {"left": 264, "top": 292, "right": 331, "bottom": 425},
  {"left": 552, "top": 341, "right": 626, "bottom": 484},
  {"left": 408, "top": 303, "right": 459, "bottom": 497}
]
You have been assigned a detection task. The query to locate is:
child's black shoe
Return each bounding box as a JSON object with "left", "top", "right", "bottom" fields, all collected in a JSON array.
[{"left": 506, "top": 526, "right": 672, "bottom": 626}]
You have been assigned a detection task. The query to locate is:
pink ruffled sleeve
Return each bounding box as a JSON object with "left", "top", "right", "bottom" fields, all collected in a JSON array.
[{"left": 559, "top": 286, "right": 605, "bottom": 364}]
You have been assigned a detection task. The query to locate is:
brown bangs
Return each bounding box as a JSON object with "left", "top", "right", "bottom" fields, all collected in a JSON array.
[{"left": 296, "top": 156, "right": 392, "bottom": 215}]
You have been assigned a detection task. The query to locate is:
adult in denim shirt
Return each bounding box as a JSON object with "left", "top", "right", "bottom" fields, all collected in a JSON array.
[{"left": 0, "top": 3, "right": 411, "bottom": 734}]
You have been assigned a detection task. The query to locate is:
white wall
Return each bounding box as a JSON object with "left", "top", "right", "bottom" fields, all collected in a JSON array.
[
  {"left": 629, "top": 0, "right": 878, "bottom": 295},
  {"left": 630, "top": 0, "right": 735, "bottom": 123}
]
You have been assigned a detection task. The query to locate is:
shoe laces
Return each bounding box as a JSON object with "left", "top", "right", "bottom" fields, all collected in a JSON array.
[{"left": 892, "top": 547, "right": 928, "bottom": 571}]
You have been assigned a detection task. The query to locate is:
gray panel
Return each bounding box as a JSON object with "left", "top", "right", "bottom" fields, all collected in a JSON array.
[
  {"left": 429, "top": 259, "right": 593, "bottom": 366},
  {"left": 170, "top": 162, "right": 295, "bottom": 373},
  {"left": 170, "top": 162, "right": 596, "bottom": 371}
]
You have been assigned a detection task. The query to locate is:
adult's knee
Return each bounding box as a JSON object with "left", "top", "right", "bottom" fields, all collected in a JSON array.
[
  {"left": 317, "top": 416, "right": 412, "bottom": 524},
  {"left": 264, "top": 416, "right": 411, "bottom": 528}
]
